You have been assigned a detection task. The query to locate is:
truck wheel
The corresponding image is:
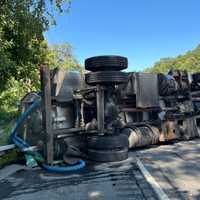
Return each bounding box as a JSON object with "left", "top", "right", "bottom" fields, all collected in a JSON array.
[
  {"left": 85, "top": 56, "right": 128, "bottom": 72},
  {"left": 87, "top": 148, "right": 128, "bottom": 162},
  {"left": 87, "top": 134, "right": 129, "bottom": 150},
  {"left": 85, "top": 71, "right": 128, "bottom": 85}
]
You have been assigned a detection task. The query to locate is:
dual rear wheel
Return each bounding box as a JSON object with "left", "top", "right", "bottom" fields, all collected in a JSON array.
[
  {"left": 87, "top": 134, "right": 129, "bottom": 162},
  {"left": 85, "top": 56, "right": 129, "bottom": 162}
]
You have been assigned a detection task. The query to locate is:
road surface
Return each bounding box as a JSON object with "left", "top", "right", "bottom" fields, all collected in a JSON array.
[{"left": 1, "top": 139, "right": 200, "bottom": 199}]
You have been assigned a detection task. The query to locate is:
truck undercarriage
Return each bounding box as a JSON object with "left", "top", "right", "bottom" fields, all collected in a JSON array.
[{"left": 16, "top": 55, "right": 200, "bottom": 167}]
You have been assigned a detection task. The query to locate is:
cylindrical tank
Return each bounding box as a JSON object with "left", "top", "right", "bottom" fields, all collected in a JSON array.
[
  {"left": 122, "top": 125, "right": 160, "bottom": 148},
  {"left": 52, "top": 104, "right": 75, "bottom": 130}
]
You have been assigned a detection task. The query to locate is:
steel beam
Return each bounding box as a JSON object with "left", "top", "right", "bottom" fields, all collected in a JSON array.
[
  {"left": 40, "top": 66, "right": 53, "bottom": 165},
  {"left": 96, "top": 85, "right": 104, "bottom": 133}
]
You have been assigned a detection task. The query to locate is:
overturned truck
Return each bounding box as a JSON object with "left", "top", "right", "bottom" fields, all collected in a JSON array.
[{"left": 17, "top": 55, "right": 200, "bottom": 166}]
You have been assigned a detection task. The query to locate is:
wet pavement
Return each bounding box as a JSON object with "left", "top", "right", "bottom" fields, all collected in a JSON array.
[
  {"left": 0, "top": 157, "right": 158, "bottom": 200},
  {"left": 2, "top": 139, "right": 200, "bottom": 200}
]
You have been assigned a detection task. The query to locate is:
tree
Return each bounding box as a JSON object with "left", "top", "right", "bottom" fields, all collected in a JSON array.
[
  {"left": 145, "top": 45, "right": 200, "bottom": 74},
  {"left": 0, "top": 0, "right": 71, "bottom": 90},
  {"left": 0, "top": 0, "right": 75, "bottom": 121},
  {"left": 46, "top": 43, "right": 82, "bottom": 71}
]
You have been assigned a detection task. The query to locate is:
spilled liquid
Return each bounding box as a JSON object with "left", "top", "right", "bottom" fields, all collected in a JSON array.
[{"left": 0, "top": 158, "right": 158, "bottom": 200}]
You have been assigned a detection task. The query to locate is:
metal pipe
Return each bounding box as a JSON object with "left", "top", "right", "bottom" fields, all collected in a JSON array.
[
  {"left": 96, "top": 85, "right": 105, "bottom": 133},
  {"left": 0, "top": 144, "right": 15, "bottom": 152}
]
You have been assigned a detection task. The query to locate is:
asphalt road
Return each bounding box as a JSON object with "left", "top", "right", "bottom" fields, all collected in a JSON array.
[
  {"left": 0, "top": 157, "right": 158, "bottom": 200},
  {"left": 131, "top": 139, "right": 200, "bottom": 200},
  {"left": 1, "top": 139, "right": 200, "bottom": 200}
]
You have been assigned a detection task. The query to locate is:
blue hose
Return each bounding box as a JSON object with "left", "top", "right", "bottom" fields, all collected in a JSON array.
[
  {"left": 11, "top": 100, "right": 41, "bottom": 149},
  {"left": 42, "top": 160, "right": 85, "bottom": 172},
  {"left": 11, "top": 99, "right": 86, "bottom": 173}
]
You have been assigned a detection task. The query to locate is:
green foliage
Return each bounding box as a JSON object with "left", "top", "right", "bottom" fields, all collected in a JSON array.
[
  {"left": 0, "top": 78, "right": 33, "bottom": 124},
  {"left": 0, "top": 149, "right": 24, "bottom": 168},
  {"left": 0, "top": 0, "right": 71, "bottom": 90},
  {"left": 0, "top": 0, "right": 78, "bottom": 146},
  {"left": 145, "top": 45, "right": 200, "bottom": 73},
  {"left": 0, "top": 123, "right": 13, "bottom": 146},
  {"left": 46, "top": 43, "right": 83, "bottom": 71}
]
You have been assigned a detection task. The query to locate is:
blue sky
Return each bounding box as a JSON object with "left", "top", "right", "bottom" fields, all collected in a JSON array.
[{"left": 45, "top": 0, "right": 200, "bottom": 71}]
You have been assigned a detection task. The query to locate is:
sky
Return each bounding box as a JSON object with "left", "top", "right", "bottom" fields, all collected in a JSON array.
[{"left": 45, "top": 0, "right": 200, "bottom": 71}]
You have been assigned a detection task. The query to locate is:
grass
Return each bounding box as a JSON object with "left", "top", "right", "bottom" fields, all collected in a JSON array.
[
  {"left": 0, "top": 121, "right": 25, "bottom": 168},
  {"left": 0, "top": 121, "right": 15, "bottom": 146},
  {"left": 0, "top": 79, "right": 31, "bottom": 167},
  {"left": 0, "top": 149, "right": 24, "bottom": 168},
  {"left": 0, "top": 108, "right": 22, "bottom": 167},
  {"left": 0, "top": 101, "right": 19, "bottom": 145}
]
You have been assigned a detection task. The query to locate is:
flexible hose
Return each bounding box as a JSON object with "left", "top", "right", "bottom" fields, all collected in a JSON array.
[
  {"left": 42, "top": 160, "right": 85, "bottom": 172},
  {"left": 11, "top": 99, "right": 86, "bottom": 173}
]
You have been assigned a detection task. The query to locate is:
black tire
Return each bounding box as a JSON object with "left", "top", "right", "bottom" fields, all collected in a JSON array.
[
  {"left": 85, "top": 56, "right": 128, "bottom": 72},
  {"left": 87, "top": 134, "right": 129, "bottom": 150},
  {"left": 85, "top": 71, "right": 128, "bottom": 85},
  {"left": 87, "top": 148, "right": 128, "bottom": 162},
  {"left": 192, "top": 72, "right": 200, "bottom": 83}
]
